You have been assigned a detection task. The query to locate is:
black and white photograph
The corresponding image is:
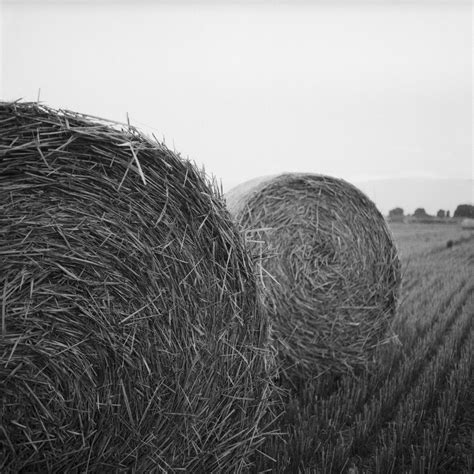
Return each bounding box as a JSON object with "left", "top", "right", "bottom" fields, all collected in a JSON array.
[{"left": 1, "top": 0, "right": 472, "bottom": 472}]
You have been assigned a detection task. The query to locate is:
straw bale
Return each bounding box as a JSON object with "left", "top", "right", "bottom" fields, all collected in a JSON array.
[
  {"left": 0, "top": 102, "right": 273, "bottom": 472},
  {"left": 461, "top": 218, "right": 474, "bottom": 230},
  {"left": 226, "top": 173, "right": 401, "bottom": 377}
]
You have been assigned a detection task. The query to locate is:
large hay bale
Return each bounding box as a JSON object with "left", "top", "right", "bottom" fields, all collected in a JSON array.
[
  {"left": 226, "top": 173, "right": 401, "bottom": 377},
  {"left": 461, "top": 218, "right": 474, "bottom": 229},
  {"left": 0, "top": 102, "right": 273, "bottom": 472}
]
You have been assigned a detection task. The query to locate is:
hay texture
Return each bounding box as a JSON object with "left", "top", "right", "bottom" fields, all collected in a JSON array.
[
  {"left": 0, "top": 102, "right": 273, "bottom": 472},
  {"left": 226, "top": 173, "right": 400, "bottom": 377}
]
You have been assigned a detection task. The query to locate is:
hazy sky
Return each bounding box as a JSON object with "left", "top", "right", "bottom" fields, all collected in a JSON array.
[{"left": 1, "top": 0, "right": 472, "bottom": 212}]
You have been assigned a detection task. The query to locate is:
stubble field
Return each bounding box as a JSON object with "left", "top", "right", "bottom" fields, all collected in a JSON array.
[{"left": 255, "top": 222, "right": 474, "bottom": 473}]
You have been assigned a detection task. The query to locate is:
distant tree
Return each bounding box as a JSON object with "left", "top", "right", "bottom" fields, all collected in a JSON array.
[
  {"left": 453, "top": 204, "right": 474, "bottom": 218},
  {"left": 436, "top": 209, "right": 445, "bottom": 218},
  {"left": 414, "top": 208, "right": 429, "bottom": 218},
  {"left": 389, "top": 207, "right": 404, "bottom": 217},
  {"left": 446, "top": 210, "right": 450, "bottom": 218}
]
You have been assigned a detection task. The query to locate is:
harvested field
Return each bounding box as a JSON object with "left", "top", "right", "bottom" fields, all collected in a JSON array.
[
  {"left": 0, "top": 102, "right": 274, "bottom": 473},
  {"left": 226, "top": 173, "right": 401, "bottom": 378},
  {"left": 390, "top": 221, "right": 474, "bottom": 257}
]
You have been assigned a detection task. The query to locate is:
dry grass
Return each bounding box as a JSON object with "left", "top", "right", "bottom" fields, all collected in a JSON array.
[
  {"left": 0, "top": 101, "right": 275, "bottom": 472},
  {"left": 226, "top": 173, "right": 401, "bottom": 379}
]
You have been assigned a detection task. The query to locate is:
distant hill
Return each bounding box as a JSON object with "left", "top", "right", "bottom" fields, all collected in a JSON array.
[{"left": 352, "top": 178, "right": 474, "bottom": 217}]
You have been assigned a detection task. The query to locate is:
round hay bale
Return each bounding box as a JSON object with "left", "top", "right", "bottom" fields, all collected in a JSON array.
[
  {"left": 461, "top": 218, "right": 474, "bottom": 230},
  {"left": 226, "top": 173, "right": 401, "bottom": 377},
  {"left": 0, "top": 102, "right": 273, "bottom": 472}
]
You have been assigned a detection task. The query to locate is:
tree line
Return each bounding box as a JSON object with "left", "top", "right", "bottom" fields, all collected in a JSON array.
[{"left": 389, "top": 204, "right": 474, "bottom": 219}]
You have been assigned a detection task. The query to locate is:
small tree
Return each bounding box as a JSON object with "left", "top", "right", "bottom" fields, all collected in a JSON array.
[
  {"left": 414, "top": 208, "right": 429, "bottom": 218},
  {"left": 437, "top": 209, "right": 445, "bottom": 218},
  {"left": 453, "top": 204, "right": 474, "bottom": 218},
  {"left": 447, "top": 210, "right": 450, "bottom": 218},
  {"left": 389, "top": 207, "right": 404, "bottom": 217}
]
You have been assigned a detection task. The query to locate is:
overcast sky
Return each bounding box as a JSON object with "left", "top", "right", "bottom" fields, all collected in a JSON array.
[{"left": 1, "top": 1, "right": 472, "bottom": 212}]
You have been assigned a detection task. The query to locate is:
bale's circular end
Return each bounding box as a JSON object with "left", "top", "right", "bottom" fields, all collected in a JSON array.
[
  {"left": 0, "top": 102, "right": 272, "bottom": 472},
  {"left": 226, "top": 173, "right": 401, "bottom": 377}
]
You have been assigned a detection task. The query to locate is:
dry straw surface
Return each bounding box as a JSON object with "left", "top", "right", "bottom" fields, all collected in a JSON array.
[
  {"left": 226, "top": 173, "right": 401, "bottom": 378},
  {"left": 0, "top": 102, "right": 273, "bottom": 472}
]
